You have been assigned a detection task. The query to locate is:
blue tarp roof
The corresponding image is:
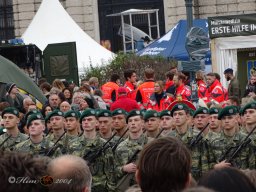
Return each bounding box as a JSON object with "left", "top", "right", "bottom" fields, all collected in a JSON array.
[{"left": 136, "top": 19, "right": 211, "bottom": 65}]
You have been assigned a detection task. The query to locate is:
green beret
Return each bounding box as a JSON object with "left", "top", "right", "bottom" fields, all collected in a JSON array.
[
  {"left": 27, "top": 113, "right": 44, "bottom": 127},
  {"left": 80, "top": 108, "right": 96, "bottom": 123},
  {"left": 193, "top": 107, "right": 209, "bottom": 118},
  {"left": 170, "top": 103, "right": 189, "bottom": 117},
  {"left": 24, "top": 109, "right": 40, "bottom": 122},
  {"left": 127, "top": 109, "right": 142, "bottom": 123},
  {"left": 144, "top": 110, "right": 159, "bottom": 121},
  {"left": 47, "top": 109, "right": 64, "bottom": 120},
  {"left": 140, "top": 109, "right": 147, "bottom": 116},
  {"left": 240, "top": 102, "right": 256, "bottom": 115},
  {"left": 64, "top": 110, "right": 80, "bottom": 119},
  {"left": 159, "top": 110, "right": 171, "bottom": 118},
  {"left": 218, "top": 105, "right": 238, "bottom": 120},
  {"left": 2, "top": 107, "right": 19, "bottom": 118},
  {"left": 112, "top": 108, "right": 127, "bottom": 116},
  {"left": 209, "top": 107, "right": 221, "bottom": 115},
  {"left": 97, "top": 109, "right": 112, "bottom": 118}
]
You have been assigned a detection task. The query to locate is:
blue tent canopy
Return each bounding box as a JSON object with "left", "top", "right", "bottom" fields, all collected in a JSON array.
[{"left": 136, "top": 19, "right": 211, "bottom": 65}]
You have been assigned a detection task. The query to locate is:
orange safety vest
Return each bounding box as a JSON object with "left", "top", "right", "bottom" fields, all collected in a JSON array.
[
  {"left": 137, "top": 81, "right": 155, "bottom": 106},
  {"left": 124, "top": 81, "right": 136, "bottom": 100},
  {"left": 101, "top": 82, "right": 119, "bottom": 103}
]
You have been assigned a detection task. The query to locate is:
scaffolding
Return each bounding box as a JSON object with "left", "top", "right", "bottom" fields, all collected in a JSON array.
[{"left": 107, "top": 9, "right": 160, "bottom": 53}]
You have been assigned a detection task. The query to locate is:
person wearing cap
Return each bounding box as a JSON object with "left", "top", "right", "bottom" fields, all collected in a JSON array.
[
  {"left": 69, "top": 108, "right": 116, "bottom": 191},
  {"left": 167, "top": 103, "right": 211, "bottom": 180},
  {"left": 224, "top": 68, "right": 240, "bottom": 99},
  {"left": 144, "top": 110, "right": 160, "bottom": 138},
  {"left": 46, "top": 109, "right": 68, "bottom": 154},
  {"left": 159, "top": 110, "right": 175, "bottom": 136},
  {"left": 110, "top": 87, "right": 140, "bottom": 112},
  {"left": 1, "top": 83, "right": 24, "bottom": 113},
  {"left": 124, "top": 69, "right": 137, "bottom": 100},
  {"left": 240, "top": 102, "right": 256, "bottom": 169},
  {"left": 211, "top": 105, "right": 251, "bottom": 169},
  {"left": 64, "top": 110, "right": 80, "bottom": 139},
  {"left": 112, "top": 108, "right": 128, "bottom": 138},
  {"left": 209, "top": 107, "right": 222, "bottom": 133},
  {"left": 115, "top": 109, "right": 153, "bottom": 190},
  {"left": 0, "top": 107, "right": 28, "bottom": 151},
  {"left": 13, "top": 113, "right": 61, "bottom": 157},
  {"left": 97, "top": 109, "right": 118, "bottom": 146}
]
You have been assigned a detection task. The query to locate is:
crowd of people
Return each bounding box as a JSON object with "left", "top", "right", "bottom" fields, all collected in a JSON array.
[{"left": 0, "top": 66, "right": 256, "bottom": 192}]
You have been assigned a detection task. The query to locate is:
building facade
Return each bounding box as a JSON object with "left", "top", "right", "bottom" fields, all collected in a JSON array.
[{"left": 2, "top": 0, "right": 256, "bottom": 51}]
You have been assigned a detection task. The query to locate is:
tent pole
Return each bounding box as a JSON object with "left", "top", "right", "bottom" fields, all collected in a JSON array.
[
  {"left": 156, "top": 10, "right": 160, "bottom": 38},
  {"left": 147, "top": 13, "right": 152, "bottom": 38},
  {"left": 129, "top": 13, "right": 134, "bottom": 52},
  {"left": 121, "top": 14, "right": 126, "bottom": 53}
]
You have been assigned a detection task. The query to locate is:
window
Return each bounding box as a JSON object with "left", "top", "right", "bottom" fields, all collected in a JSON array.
[{"left": 0, "top": 0, "right": 14, "bottom": 40}]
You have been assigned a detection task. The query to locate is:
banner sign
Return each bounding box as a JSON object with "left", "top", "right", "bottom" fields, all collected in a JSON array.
[{"left": 208, "top": 14, "right": 256, "bottom": 39}]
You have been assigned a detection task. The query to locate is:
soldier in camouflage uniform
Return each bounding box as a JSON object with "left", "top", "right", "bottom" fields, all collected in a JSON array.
[
  {"left": 167, "top": 103, "right": 212, "bottom": 180},
  {"left": 159, "top": 110, "right": 174, "bottom": 136},
  {"left": 143, "top": 110, "right": 160, "bottom": 138},
  {"left": 193, "top": 107, "right": 219, "bottom": 140},
  {"left": 69, "top": 108, "right": 116, "bottom": 192},
  {"left": 46, "top": 110, "right": 69, "bottom": 154},
  {"left": 64, "top": 110, "right": 80, "bottom": 140},
  {"left": 210, "top": 105, "right": 251, "bottom": 169},
  {"left": 0, "top": 107, "right": 28, "bottom": 151},
  {"left": 97, "top": 109, "right": 120, "bottom": 148},
  {"left": 112, "top": 108, "right": 128, "bottom": 138},
  {"left": 115, "top": 109, "right": 153, "bottom": 191},
  {"left": 13, "top": 113, "right": 61, "bottom": 158},
  {"left": 239, "top": 102, "right": 256, "bottom": 169},
  {"left": 209, "top": 107, "right": 222, "bottom": 133}
]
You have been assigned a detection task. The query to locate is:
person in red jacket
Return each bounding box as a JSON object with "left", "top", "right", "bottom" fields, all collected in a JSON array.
[
  {"left": 147, "top": 81, "right": 173, "bottom": 111},
  {"left": 204, "top": 72, "right": 225, "bottom": 104},
  {"left": 101, "top": 74, "right": 120, "bottom": 106},
  {"left": 136, "top": 68, "right": 155, "bottom": 109},
  {"left": 195, "top": 70, "right": 207, "bottom": 98},
  {"left": 110, "top": 87, "right": 140, "bottom": 112},
  {"left": 124, "top": 69, "right": 137, "bottom": 100},
  {"left": 173, "top": 72, "right": 191, "bottom": 101}
]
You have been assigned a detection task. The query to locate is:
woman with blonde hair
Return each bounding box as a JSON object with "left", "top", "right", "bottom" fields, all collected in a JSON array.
[
  {"left": 147, "top": 80, "right": 172, "bottom": 111},
  {"left": 52, "top": 79, "right": 65, "bottom": 92}
]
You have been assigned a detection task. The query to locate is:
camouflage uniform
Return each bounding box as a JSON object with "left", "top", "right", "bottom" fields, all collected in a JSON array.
[
  {"left": 210, "top": 131, "right": 252, "bottom": 169},
  {"left": 0, "top": 132, "right": 28, "bottom": 151},
  {"left": 115, "top": 134, "right": 153, "bottom": 188},
  {"left": 45, "top": 132, "right": 77, "bottom": 154},
  {"left": 13, "top": 137, "right": 62, "bottom": 158},
  {"left": 69, "top": 135, "right": 116, "bottom": 192},
  {"left": 167, "top": 128, "right": 212, "bottom": 180}
]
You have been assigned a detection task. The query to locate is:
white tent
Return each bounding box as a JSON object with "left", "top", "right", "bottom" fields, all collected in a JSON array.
[{"left": 22, "top": 0, "right": 115, "bottom": 73}]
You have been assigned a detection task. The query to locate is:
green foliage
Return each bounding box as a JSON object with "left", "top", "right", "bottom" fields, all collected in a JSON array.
[{"left": 80, "top": 52, "right": 177, "bottom": 86}]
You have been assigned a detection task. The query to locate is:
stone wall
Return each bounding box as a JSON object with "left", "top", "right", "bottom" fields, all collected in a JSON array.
[
  {"left": 12, "top": 0, "right": 256, "bottom": 40},
  {"left": 12, "top": 0, "right": 99, "bottom": 42},
  {"left": 164, "top": 0, "right": 256, "bottom": 31}
]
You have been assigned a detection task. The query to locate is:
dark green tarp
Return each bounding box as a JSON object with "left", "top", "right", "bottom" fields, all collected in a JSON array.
[{"left": 0, "top": 55, "right": 47, "bottom": 104}]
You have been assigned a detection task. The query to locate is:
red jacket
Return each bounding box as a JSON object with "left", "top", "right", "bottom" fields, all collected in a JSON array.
[
  {"left": 197, "top": 80, "right": 207, "bottom": 98},
  {"left": 175, "top": 84, "right": 191, "bottom": 101},
  {"left": 147, "top": 92, "right": 172, "bottom": 111},
  {"left": 124, "top": 81, "right": 136, "bottom": 100},
  {"left": 101, "top": 82, "right": 119, "bottom": 103},
  {"left": 204, "top": 80, "right": 225, "bottom": 103},
  {"left": 110, "top": 95, "right": 140, "bottom": 112}
]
